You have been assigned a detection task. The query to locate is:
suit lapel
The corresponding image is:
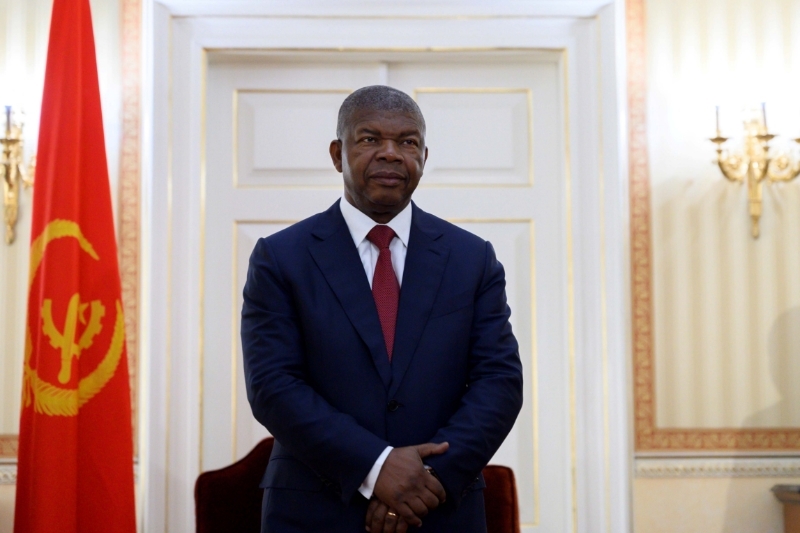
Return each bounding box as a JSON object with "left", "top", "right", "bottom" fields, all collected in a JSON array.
[
  {"left": 389, "top": 205, "right": 449, "bottom": 398},
  {"left": 308, "top": 202, "right": 393, "bottom": 388}
]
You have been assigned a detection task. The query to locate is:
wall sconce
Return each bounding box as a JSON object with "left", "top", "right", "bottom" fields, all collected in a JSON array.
[
  {"left": 1, "top": 106, "right": 35, "bottom": 244},
  {"left": 710, "top": 104, "right": 800, "bottom": 238}
]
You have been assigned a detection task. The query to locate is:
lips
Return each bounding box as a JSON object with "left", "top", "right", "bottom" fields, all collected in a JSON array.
[{"left": 368, "top": 171, "right": 406, "bottom": 186}]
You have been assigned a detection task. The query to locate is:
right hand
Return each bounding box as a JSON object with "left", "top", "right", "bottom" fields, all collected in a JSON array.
[
  {"left": 371, "top": 442, "right": 449, "bottom": 527},
  {"left": 365, "top": 498, "right": 410, "bottom": 533}
]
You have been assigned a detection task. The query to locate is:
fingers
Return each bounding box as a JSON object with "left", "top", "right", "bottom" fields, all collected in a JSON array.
[
  {"left": 396, "top": 518, "right": 409, "bottom": 533},
  {"left": 406, "top": 495, "right": 429, "bottom": 518},
  {"left": 368, "top": 499, "right": 417, "bottom": 533},
  {"left": 417, "top": 487, "right": 441, "bottom": 510},
  {"left": 415, "top": 441, "right": 449, "bottom": 459},
  {"left": 394, "top": 502, "right": 423, "bottom": 528},
  {"left": 369, "top": 500, "right": 388, "bottom": 533},
  {"left": 382, "top": 509, "right": 399, "bottom": 533},
  {"left": 365, "top": 498, "right": 380, "bottom": 531},
  {"left": 424, "top": 474, "right": 447, "bottom": 504}
]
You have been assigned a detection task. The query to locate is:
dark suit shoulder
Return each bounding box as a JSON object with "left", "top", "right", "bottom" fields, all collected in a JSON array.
[
  {"left": 412, "top": 205, "right": 488, "bottom": 250},
  {"left": 260, "top": 201, "right": 343, "bottom": 249}
]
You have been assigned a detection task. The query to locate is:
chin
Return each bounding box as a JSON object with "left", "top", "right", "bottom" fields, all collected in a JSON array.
[{"left": 368, "top": 196, "right": 406, "bottom": 209}]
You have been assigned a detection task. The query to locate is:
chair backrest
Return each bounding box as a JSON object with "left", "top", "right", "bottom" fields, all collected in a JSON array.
[
  {"left": 195, "top": 437, "right": 274, "bottom": 533},
  {"left": 195, "top": 437, "right": 520, "bottom": 533},
  {"left": 482, "top": 464, "right": 521, "bottom": 533}
]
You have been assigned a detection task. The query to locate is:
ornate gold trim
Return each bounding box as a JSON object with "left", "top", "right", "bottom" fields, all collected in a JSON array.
[
  {"left": 627, "top": 0, "right": 800, "bottom": 452},
  {"left": 0, "top": 436, "right": 17, "bottom": 458},
  {"left": 120, "top": 0, "right": 142, "bottom": 454},
  {"left": 635, "top": 458, "right": 800, "bottom": 478},
  {"left": 562, "top": 49, "right": 578, "bottom": 533}
]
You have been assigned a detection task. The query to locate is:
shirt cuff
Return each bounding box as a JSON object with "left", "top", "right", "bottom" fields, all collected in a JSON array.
[{"left": 358, "top": 446, "right": 393, "bottom": 499}]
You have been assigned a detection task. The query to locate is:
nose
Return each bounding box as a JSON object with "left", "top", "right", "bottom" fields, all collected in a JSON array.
[{"left": 376, "top": 140, "right": 403, "bottom": 162}]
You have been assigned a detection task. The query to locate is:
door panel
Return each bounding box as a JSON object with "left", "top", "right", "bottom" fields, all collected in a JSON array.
[{"left": 205, "top": 50, "right": 567, "bottom": 531}]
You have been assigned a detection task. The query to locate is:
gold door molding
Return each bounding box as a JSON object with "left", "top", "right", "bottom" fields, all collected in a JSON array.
[{"left": 627, "top": 0, "right": 800, "bottom": 452}]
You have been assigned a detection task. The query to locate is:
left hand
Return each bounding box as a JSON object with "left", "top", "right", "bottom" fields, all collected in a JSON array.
[{"left": 365, "top": 498, "right": 410, "bottom": 533}]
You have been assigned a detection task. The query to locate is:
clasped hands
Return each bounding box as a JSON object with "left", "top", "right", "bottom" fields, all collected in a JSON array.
[{"left": 365, "top": 442, "right": 449, "bottom": 533}]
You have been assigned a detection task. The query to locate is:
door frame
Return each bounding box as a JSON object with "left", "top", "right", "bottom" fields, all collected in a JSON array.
[{"left": 141, "top": 1, "right": 631, "bottom": 531}]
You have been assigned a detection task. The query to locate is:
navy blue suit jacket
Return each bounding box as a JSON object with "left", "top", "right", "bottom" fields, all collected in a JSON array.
[{"left": 241, "top": 200, "right": 523, "bottom": 532}]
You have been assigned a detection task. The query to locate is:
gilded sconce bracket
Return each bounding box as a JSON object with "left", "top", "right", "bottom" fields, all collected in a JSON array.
[
  {"left": 711, "top": 106, "right": 800, "bottom": 238},
  {"left": 1, "top": 106, "right": 35, "bottom": 244}
]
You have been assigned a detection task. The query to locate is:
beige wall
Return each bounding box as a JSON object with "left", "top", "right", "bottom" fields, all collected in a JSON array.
[
  {"left": 646, "top": 0, "right": 800, "bottom": 430},
  {"left": 0, "top": 485, "right": 13, "bottom": 533},
  {"left": 634, "top": 477, "right": 799, "bottom": 533},
  {"left": 635, "top": 0, "right": 800, "bottom": 530}
]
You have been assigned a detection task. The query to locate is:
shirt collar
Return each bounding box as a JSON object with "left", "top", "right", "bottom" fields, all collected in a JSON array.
[{"left": 339, "top": 196, "right": 412, "bottom": 248}]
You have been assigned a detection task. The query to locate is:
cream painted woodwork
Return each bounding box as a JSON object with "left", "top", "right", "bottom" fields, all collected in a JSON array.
[
  {"left": 143, "top": 2, "right": 630, "bottom": 532},
  {"left": 646, "top": 0, "right": 800, "bottom": 429}
]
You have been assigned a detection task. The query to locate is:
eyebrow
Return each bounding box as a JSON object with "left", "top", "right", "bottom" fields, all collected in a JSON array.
[{"left": 355, "top": 127, "right": 421, "bottom": 138}]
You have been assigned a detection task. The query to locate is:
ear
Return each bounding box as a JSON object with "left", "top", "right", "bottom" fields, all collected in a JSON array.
[
  {"left": 423, "top": 146, "right": 429, "bottom": 166},
  {"left": 329, "top": 139, "right": 343, "bottom": 173}
]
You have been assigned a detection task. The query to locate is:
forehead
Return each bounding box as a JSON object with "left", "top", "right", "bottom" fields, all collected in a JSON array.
[{"left": 348, "top": 108, "right": 424, "bottom": 135}]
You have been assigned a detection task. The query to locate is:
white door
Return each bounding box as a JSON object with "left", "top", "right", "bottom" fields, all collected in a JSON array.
[
  {"left": 203, "top": 50, "right": 568, "bottom": 532},
  {"left": 146, "top": 6, "right": 630, "bottom": 533}
]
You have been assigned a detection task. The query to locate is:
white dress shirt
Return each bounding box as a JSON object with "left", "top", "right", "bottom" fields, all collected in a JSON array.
[{"left": 339, "top": 197, "right": 412, "bottom": 499}]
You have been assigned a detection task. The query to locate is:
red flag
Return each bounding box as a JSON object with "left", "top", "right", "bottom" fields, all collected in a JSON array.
[{"left": 14, "top": 0, "right": 136, "bottom": 531}]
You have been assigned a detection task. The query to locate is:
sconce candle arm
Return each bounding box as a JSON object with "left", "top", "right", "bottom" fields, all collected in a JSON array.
[
  {"left": 709, "top": 118, "right": 800, "bottom": 239},
  {"left": 1, "top": 109, "right": 34, "bottom": 244}
]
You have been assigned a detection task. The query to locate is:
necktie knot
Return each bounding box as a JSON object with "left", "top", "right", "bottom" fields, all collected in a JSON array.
[{"left": 367, "top": 225, "right": 396, "bottom": 250}]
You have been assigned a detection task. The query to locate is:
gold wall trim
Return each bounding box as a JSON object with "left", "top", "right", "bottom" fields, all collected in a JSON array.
[
  {"left": 626, "top": 0, "right": 800, "bottom": 452},
  {"left": 120, "top": 0, "right": 142, "bottom": 456},
  {"left": 635, "top": 458, "right": 800, "bottom": 478},
  {"left": 561, "top": 48, "right": 578, "bottom": 533},
  {"left": 0, "top": 435, "right": 17, "bottom": 458},
  {"left": 413, "top": 87, "right": 534, "bottom": 187}
]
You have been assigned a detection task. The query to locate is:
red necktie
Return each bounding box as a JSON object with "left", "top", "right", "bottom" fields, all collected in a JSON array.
[{"left": 367, "top": 225, "right": 399, "bottom": 361}]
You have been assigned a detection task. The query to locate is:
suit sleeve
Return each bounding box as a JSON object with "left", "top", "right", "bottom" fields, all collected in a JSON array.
[
  {"left": 424, "top": 241, "right": 524, "bottom": 506},
  {"left": 241, "top": 238, "right": 389, "bottom": 503}
]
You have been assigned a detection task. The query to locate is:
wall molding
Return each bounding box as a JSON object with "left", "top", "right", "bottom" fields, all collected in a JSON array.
[
  {"left": 635, "top": 457, "right": 800, "bottom": 478},
  {"left": 0, "top": 463, "right": 15, "bottom": 485}
]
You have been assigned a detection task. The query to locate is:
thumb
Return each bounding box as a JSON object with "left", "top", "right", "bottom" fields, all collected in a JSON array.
[{"left": 415, "top": 441, "right": 449, "bottom": 458}]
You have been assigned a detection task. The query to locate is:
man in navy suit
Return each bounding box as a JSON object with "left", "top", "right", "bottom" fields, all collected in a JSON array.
[{"left": 242, "top": 85, "right": 523, "bottom": 533}]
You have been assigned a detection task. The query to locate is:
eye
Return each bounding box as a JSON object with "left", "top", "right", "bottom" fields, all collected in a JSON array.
[
  {"left": 402, "top": 139, "right": 418, "bottom": 146},
  {"left": 361, "top": 136, "right": 377, "bottom": 143}
]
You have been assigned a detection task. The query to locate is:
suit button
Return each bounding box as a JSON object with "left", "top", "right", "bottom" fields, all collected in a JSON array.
[{"left": 387, "top": 400, "right": 400, "bottom": 412}]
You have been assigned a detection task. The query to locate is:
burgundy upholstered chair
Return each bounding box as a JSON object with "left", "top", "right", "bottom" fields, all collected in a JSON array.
[{"left": 195, "top": 437, "right": 520, "bottom": 533}]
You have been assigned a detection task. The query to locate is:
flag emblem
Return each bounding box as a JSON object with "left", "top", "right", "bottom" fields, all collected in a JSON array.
[{"left": 22, "top": 218, "right": 126, "bottom": 417}]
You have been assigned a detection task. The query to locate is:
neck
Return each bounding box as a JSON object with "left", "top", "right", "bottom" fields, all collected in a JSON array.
[{"left": 344, "top": 194, "right": 408, "bottom": 224}]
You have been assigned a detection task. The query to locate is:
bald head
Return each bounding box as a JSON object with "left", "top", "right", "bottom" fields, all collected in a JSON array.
[{"left": 336, "top": 85, "right": 426, "bottom": 140}]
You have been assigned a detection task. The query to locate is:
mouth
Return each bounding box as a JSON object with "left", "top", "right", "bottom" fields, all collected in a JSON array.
[{"left": 368, "top": 171, "right": 407, "bottom": 187}]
